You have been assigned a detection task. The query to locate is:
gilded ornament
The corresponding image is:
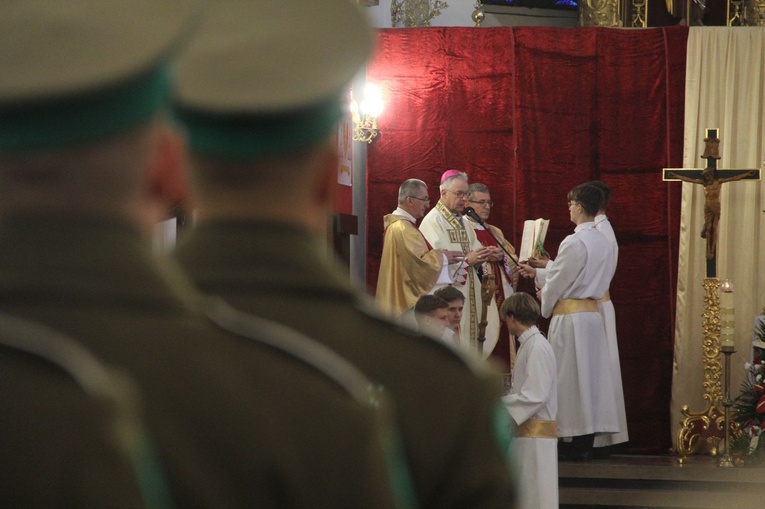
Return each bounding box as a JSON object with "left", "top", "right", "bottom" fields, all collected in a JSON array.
[{"left": 391, "top": 0, "right": 449, "bottom": 27}]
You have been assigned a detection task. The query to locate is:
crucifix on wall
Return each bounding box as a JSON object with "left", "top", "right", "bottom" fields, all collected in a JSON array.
[{"left": 663, "top": 128, "right": 760, "bottom": 277}]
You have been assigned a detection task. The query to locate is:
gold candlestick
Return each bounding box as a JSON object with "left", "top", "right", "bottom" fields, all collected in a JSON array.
[
  {"left": 718, "top": 279, "right": 735, "bottom": 467},
  {"left": 676, "top": 278, "right": 725, "bottom": 462},
  {"left": 719, "top": 344, "right": 735, "bottom": 467}
]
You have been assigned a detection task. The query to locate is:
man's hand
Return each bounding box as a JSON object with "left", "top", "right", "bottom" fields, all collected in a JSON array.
[
  {"left": 442, "top": 250, "right": 465, "bottom": 264},
  {"left": 518, "top": 263, "right": 536, "bottom": 279},
  {"left": 466, "top": 246, "right": 492, "bottom": 266},
  {"left": 487, "top": 246, "right": 504, "bottom": 262},
  {"left": 527, "top": 255, "right": 550, "bottom": 268}
]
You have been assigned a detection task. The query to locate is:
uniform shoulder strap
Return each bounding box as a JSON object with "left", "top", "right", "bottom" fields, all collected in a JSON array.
[
  {"left": 0, "top": 312, "right": 173, "bottom": 509},
  {"left": 201, "top": 297, "right": 418, "bottom": 509},
  {"left": 203, "top": 296, "right": 384, "bottom": 407}
]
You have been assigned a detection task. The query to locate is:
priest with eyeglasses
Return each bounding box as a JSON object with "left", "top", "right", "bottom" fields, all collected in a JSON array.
[{"left": 420, "top": 170, "right": 494, "bottom": 355}]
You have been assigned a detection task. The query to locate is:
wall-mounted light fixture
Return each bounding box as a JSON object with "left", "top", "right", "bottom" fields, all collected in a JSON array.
[{"left": 350, "top": 83, "right": 383, "bottom": 143}]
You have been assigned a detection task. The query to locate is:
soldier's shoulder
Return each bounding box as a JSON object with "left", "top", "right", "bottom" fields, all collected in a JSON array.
[{"left": 355, "top": 296, "right": 498, "bottom": 380}]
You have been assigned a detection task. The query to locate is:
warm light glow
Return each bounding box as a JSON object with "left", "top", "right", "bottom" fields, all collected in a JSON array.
[
  {"left": 350, "top": 83, "right": 383, "bottom": 143},
  {"left": 360, "top": 84, "right": 383, "bottom": 117}
]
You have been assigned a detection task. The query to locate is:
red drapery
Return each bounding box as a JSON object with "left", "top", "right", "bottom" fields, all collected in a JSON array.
[{"left": 366, "top": 26, "right": 688, "bottom": 454}]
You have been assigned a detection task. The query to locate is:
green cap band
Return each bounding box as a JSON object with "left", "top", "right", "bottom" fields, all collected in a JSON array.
[
  {"left": 0, "top": 65, "right": 172, "bottom": 153},
  {"left": 173, "top": 96, "right": 343, "bottom": 160}
]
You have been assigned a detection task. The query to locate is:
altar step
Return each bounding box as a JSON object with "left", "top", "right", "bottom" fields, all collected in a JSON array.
[{"left": 559, "top": 454, "right": 765, "bottom": 508}]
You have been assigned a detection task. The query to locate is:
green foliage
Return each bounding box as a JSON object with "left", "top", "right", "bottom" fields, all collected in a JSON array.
[{"left": 730, "top": 351, "right": 765, "bottom": 459}]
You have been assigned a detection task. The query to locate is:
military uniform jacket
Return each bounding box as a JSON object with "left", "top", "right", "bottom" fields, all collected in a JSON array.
[
  {"left": 0, "top": 343, "right": 149, "bottom": 508},
  {"left": 0, "top": 214, "right": 403, "bottom": 509},
  {"left": 176, "top": 219, "right": 518, "bottom": 509}
]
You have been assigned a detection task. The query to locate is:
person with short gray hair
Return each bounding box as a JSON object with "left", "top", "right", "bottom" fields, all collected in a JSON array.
[
  {"left": 420, "top": 170, "right": 493, "bottom": 356},
  {"left": 465, "top": 182, "right": 520, "bottom": 372},
  {"left": 377, "top": 178, "right": 463, "bottom": 317}
]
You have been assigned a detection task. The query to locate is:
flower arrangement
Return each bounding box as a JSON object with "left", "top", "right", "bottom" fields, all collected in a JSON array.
[{"left": 730, "top": 318, "right": 765, "bottom": 463}]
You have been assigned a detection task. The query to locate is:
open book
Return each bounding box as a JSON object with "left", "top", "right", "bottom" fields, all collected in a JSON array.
[{"left": 518, "top": 218, "right": 550, "bottom": 261}]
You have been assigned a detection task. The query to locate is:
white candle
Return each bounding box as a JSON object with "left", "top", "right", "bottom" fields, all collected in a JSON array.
[{"left": 720, "top": 279, "right": 734, "bottom": 348}]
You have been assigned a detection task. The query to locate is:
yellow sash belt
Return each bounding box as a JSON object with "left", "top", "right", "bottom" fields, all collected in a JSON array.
[
  {"left": 516, "top": 419, "right": 557, "bottom": 439},
  {"left": 598, "top": 291, "right": 611, "bottom": 303},
  {"left": 552, "top": 298, "right": 598, "bottom": 316}
]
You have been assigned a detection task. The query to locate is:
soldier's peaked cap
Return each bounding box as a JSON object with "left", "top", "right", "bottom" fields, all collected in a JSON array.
[
  {"left": 173, "top": 0, "right": 375, "bottom": 159},
  {"left": 0, "top": 0, "right": 200, "bottom": 152}
]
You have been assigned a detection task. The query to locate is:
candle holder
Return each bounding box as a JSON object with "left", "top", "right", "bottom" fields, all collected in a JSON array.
[
  {"left": 718, "top": 344, "right": 736, "bottom": 467},
  {"left": 676, "top": 278, "right": 725, "bottom": 461},
  {"left": 718, "top": 279, "right": 735, "bottom": 467}
]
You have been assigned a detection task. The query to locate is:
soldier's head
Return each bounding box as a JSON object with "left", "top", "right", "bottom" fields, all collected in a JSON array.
[
  {"left": 0, "top": 0, "right": 196, "bottom": 228},
  {"left": 172, "top": 0, "right": 374, "bottom": 232}
]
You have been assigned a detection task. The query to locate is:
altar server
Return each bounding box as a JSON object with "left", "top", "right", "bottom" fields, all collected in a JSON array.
[{"left": 501, "top": 292, "right": 558, "bottom": 509}]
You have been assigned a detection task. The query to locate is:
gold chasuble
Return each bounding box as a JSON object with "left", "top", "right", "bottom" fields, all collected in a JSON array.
[{"left": 376, "top": 214, "right": 443, "bottom": 317}]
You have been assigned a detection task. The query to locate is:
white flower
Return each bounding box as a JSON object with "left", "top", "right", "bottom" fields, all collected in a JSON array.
[{"left": 748, "top": 434, "right": 761, "bottom": 455}]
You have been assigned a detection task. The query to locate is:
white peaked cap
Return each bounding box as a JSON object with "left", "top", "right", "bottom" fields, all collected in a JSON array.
[
  {"left": 174, "top": 0, "right": 375, "bottom": 114},
  {"left": 0, "top": 0, "right": 199, "bottom": 103}
]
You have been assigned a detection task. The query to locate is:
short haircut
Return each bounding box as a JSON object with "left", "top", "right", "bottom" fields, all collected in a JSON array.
[
  {"left": 467, "top": 182, "right": 489, "bottom": 198},
  {"left": 500, "top": 292, "right": 540, "bottom": 326},
  {"left": 434, "top": 285, "right": 465, "bottom": 304},
  {"left": 567, "top": 183, "right": 604, "bottom": 217},
  {"left": 414, "top": 295, "right": 448, "bottom": 316},
  {"left": 398, "top": 179, "right": 427, "bottom": 205},
  {"left": 586, "top": 180, "right": 611, "bottom": 210},
  {"left": 439, "top": 171, "right": 468, "bottom": 191}
]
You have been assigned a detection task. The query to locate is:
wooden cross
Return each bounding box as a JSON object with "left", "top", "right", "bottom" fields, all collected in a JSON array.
[{"left": 663, "top": 128, "right": 760, "bottom": 277}]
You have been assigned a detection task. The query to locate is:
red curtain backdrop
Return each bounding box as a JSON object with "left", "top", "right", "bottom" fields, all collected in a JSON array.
[{"left": 365, "top": 26, "right": 688, "bottom": 454}]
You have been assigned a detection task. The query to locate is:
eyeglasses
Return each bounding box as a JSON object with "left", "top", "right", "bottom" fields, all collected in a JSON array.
[
  {"left": 408, "top": 196, "right": 430, "bottom": 202},
  {"left": 445, "top": 190, "right": 468, "bottom": 199},
  {"left": 467, "top": 199, "right": 494, "bottom": 207}
]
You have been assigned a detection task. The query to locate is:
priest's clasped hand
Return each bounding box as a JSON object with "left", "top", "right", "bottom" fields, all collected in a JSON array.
[
  {"left": 466, "top": 247, "right": 492, "bottom": 266},
  {"left": 442, "top": 250, "right": 465, "bottom": 264},
  {"left": 487, "top": 246, "right": 504, "bottom": 262}
]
